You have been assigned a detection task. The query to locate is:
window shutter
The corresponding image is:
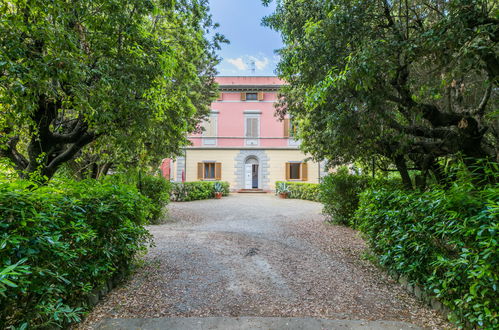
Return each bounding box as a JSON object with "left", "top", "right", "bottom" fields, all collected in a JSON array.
[
  {"left": 197, "top": 163, "right": 203, "bottom": 180},
  {"left": 301, "top": 163, "right": 308, "bottom": 181},
  {"left": 285, "top": 163, "right": 290, "bottom": 181},
  {"left": 283, "top": 119, "right": 290, "bottom": 138},
  {"left": 252, "top": 118, "right": 258, "bottom": 137},
  {"left": 217, "top": 92, "right": 223, "bottom": 101},
  {"left": 215, "top": 163, "right": 222, "bottom": 180},
  {"left": 240, "top": 92, "right": 246, "bottom": 101},
  {"left": 258, "top": 92, "right": 264, "bottom": 101}
]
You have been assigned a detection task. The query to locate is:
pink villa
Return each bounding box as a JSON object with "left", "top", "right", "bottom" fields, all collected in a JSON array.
[{"left": 165, "top": 76, "right": 326, "bottom": 191}]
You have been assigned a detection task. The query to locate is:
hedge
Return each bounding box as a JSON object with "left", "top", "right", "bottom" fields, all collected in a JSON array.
[
  {"left": 0, "top": 179, "right": 153, "bottom": 328},
  {"left": 320, "top": 168, "right": 402, "bottom": 226},
  {"left": 170, "top": 181, "right": 230, "bottom": 202},
  {"left": 355, "top": 185, "right": 498, "bottom": 329},
  {"left": 275, "top": 181, "right": 320, "bottom": 201},
  {"left": 103, "top": 172, "right": 171, "bottom": 224}
]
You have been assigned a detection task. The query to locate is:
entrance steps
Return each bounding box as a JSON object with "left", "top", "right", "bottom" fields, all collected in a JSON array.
[{"left": 237, "top": 189, "right": 267, "bottom": 193}]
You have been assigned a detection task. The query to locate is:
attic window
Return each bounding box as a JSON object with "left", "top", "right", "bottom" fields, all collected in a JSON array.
[{"left": 246, "top": 93, "right": 258, "bottom": 100}]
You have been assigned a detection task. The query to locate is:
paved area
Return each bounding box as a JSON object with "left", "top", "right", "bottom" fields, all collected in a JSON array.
[{"left": 80, "top": 194, "right": 449, "bottom": 329}]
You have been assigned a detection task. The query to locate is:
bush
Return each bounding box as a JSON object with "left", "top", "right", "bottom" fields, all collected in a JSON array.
[
  {"left": 355, "top": 185, "right": 499, "bottom": 329},
  {"left": 0, "top": 179, "right": 153, "bottom": 328},
  {"left": 319, "top": 168, "right": 371, "bottom": 226},
  {"left": 170, "top": 181, "right": 230, "bottom": 202},
  {"left": 275, "top": 181, "right": 320, "bottom": 201},
  {"left": 102, "top": 172, "right": 171, "bottom": 224},
  {"left": 136, "top": 175, "right": 171, "bottom": 224}
]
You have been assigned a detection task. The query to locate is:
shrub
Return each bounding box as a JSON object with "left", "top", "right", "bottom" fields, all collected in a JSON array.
[
  {"left": 136, "top": 175, "right": 171, "bottom": 224},
  {"left": 0, "top": 179, "right": 153, "bottom": 328},
  {"left": 319, "top": 168, "right": 370, "bottom": 225},
  {"left": 275, "top": 181, "right": 320, "bottom": 201},
  {"left": 170, "top": 181, "right": 229, "bottom": 202},
  {"left": 355, "top": 185, "right": 498, "bottom": 329},
  {"left": 103, "top": 172, "right": 171, "bottom": 224}
]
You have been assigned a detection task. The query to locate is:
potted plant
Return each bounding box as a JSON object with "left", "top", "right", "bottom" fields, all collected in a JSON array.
[
  {"left": 276, "top": 182, "right": 290, "bottom": 199},
  {"left": 213, "top": 182, "right": 224, "bottom": 199}
]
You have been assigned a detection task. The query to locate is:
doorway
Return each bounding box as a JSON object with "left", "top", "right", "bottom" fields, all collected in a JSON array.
[{"left": 244, "top": 157, "right": 259, "bottom": 189}]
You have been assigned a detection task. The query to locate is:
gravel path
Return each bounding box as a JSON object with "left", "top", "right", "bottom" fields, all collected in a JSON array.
[{"left": 79, "top": 194, "right": 450, "bottom": 329}]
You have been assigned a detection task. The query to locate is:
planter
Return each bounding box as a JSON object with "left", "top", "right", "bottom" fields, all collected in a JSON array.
[
  {"left": 214, "top": 192, "right": 223, "bottom": 199},
  {"left": 278, "top": 192, "right": 288, "bottom": 199}
]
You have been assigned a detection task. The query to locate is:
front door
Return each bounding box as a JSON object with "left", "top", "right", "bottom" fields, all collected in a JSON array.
[
  {"left": 244, "top": 164, "right": 253, "bottom": 189},
  {"left": 252, "top": 164, "right": 259, "bottom": 188}
]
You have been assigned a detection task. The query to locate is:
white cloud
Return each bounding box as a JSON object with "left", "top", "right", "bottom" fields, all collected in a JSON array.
[
  {"left": 226, "top": 55, "right": 270, "bottom": 72},
  {"left": 227, "top": 57, "right": 247, "bottom": 71},
  {"left": 249, "top": 56, "right": 269, "bottom": 70}
]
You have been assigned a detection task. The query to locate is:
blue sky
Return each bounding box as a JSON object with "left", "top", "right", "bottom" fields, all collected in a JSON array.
[{"left": 208, "top": 0, "right": 283, "bottom": 76}]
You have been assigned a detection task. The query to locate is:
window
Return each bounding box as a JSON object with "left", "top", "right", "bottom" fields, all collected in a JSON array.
[
  {"left": 204, "top": 163, "right": 215, "bottom": 179},
  {"left": 245, "top": 117, "right": 259, "bottom": 138},
  {"left": 246, "top": 93, "right": 258, "bottom": 100},
  {"left": 241, "top": 92, "right": 264, "bottom": 101},
  {"left": 285, "top": 162, "right": 308, "bottom": 181},
  {"left": 197, "top": 162, "right": 222, "bottom": 180},
  {"left": 283, "top": 118, "right": 297, "bottom": 138},
  {"left": 202, "top": 113, "right": 218, "bottom": 145}
]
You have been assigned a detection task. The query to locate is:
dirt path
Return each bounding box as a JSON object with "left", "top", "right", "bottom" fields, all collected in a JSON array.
[{"left": 80, "top": 194, "right": 450, "bottom": 329}]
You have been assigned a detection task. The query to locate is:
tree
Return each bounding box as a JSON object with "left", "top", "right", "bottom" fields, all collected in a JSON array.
[
  {"left": 0, "top": 0, "right": 223, "bottom": 181},
  {"left": 264, "top": 0, "right": 498, "bottom": 188}
]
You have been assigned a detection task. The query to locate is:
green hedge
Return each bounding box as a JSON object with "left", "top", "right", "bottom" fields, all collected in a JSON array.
[
  {"left": 275, "top": 181, "right": 320, "bottom": 201},
  {"left": 136, "top": 175, "right": 171, "bottom": 224},
  {"left": 104, "top": 172, "right": 171, "bottom": 224},
  {"left": 355, "top": 186, "right": 498, "bottom": 329},
  {"left": 320, "top": 168, "right": 402, "bottom": 226},
  {"left": 170, "top": 181, "right": 229, "bottom": 202},
  {"left": 0, "top": 180, "right": 153, "bottom": 328}
]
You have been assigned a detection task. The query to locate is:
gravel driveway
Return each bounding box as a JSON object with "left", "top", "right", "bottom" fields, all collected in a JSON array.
[{"left": 81, "top": 194, "right": 449, "bottom": 329}]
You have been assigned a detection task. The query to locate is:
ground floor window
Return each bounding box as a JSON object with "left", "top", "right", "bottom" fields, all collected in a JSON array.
[
  {"left": 285, "top": 162, "right": 308, "bottom": 181},
  {"left": 197, "top": 162, "right": 222, "bottom": 180}
]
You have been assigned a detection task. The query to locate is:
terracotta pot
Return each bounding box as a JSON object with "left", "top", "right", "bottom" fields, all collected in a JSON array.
[
  {"left": 214, "top": 192, "right": 223, "bottom": 199},
  {"left": 278, "top": 192, "right": 288, "bottom": 199}
]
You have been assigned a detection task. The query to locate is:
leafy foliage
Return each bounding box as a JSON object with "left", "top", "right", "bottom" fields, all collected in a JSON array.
[
  {"left": 320, "top": 168, "right": 371, "bottom": 226},
  {"left": 170, "top": 181, "right": 229, "bottom": 202},
  {"left": 275, "top": 181, "right": 319, "bottom": 201},
  {"left": 263, "top": 0, "right": 498, "bottom": 189},
  {"left": 0, "top": 179, "right": 153, "bottom": 328},
  {"left": 355, "top": 184, "right": 498, "bottom": 328},
  {"left": 0, "top": 0, "right": 224, "bottom": 180}
]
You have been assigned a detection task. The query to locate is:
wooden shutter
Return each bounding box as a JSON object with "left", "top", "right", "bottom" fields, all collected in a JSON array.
[
  {"left": 285, "top": 163, "right": 291, "bottom": 180},
  {"left": 301, "top": 163, "right": 308, "bottom": 181},
  {"left": 258, "top": 92, "right": 264, "bottom": 101},
  {"left": 240, "top": 92, "right": 246, "bottom": 101},
  {"left": 215, "top": 163, "right": 222, "bottom": 180},
  {"left": 283, "top": 119, "right": 290, "bottom": 138},
  {"left": 217, "top": 92, "right": 223, "bottom": 101},
  {"left": 197, "top": 162, "right": 203, "bottom": 180}
]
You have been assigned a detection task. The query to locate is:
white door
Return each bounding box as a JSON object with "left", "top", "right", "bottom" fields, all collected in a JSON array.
[{"left": 244, "top": 164, "right": 253, "bottom": 189}]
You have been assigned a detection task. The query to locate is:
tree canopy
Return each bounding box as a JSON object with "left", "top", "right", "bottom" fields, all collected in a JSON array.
[
  {"left": 0, "top": 0, "right": 223, "bottom": 181},
  {"left": 264, "top": 0, "right": 498, "bottom": 188}
]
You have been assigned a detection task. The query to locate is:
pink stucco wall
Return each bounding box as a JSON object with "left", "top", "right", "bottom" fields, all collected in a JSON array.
[{"left": 189, "top": 76, "right": 290, "bottom": 148}]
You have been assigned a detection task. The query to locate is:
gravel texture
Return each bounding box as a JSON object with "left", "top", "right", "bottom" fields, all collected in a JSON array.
[{"left": 78, "top": 194, "right": 451, "bottom": 329}]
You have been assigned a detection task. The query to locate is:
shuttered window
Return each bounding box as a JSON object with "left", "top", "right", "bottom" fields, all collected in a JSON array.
[
  {"left": 285, "top": 162, "right": 308, "bottom": 181},
  {"left": 197, "top": 162, "right": 222, "bottom": 180},
  {"left": 245, "top": 117, "right": 259, "bottom": 138},
  {"left": 202, "top": 116, "right": 217, "bottom": 137}
]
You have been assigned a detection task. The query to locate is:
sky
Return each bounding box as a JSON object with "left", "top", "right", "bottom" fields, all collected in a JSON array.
[{"left": 208, "top": 0, "right": 283, "bottom": 76}]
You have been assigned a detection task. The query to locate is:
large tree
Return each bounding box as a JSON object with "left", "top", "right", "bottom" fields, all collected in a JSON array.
[
  {"left": 264, "top": 0, "right": 498, "bottom": 188},
  {"left": 0, "top": 0, "right": 223, "bottom": 181}
]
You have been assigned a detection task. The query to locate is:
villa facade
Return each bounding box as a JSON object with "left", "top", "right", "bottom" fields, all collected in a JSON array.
[{"left": 164, "top": 76, "right": 326, "bottom": 191}]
